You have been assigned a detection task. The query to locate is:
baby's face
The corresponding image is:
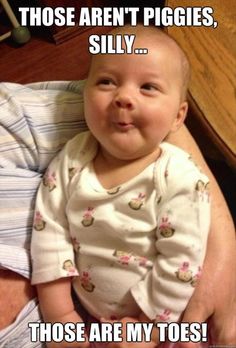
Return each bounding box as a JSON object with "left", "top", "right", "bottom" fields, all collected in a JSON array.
[{"left": 84, "top": 35, "right": 187, "bottom": 162}]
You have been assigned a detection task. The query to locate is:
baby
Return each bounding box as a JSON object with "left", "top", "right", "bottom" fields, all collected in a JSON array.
[{"left": 31, "top": 25, "right": 210, "bottom": 347}]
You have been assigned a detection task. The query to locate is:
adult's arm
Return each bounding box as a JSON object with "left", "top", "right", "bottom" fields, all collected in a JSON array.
[
  {"left": 0, "top": 270, "right": 36, "bottom": 330},
  {"left": 166, "top": 125, "right": 236, "bottom": 344}
]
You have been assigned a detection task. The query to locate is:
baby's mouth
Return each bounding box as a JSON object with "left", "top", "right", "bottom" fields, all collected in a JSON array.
[{"left": 114, "top": 122, "right": 135, "bottom": 131}]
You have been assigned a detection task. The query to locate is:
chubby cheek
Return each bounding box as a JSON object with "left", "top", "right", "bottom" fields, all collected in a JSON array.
[
  {"left": 142, "top": 108, "right": 167, "bottom": 128},
  {"left": 84, "top": 96, "right": 109, "bottom": 135},
  {"left": 84, "top": 91, "right": 109, "bottom": 119},
  {"left": 84, "top": 93, "right": 98, "bottom": 121},
  {"left": 142, "top": 111, "right": 176, "bottom": 142}
]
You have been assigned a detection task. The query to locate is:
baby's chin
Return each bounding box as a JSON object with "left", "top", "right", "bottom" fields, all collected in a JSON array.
[{"left": 101, "top": 144, "right": 161, "bottom": 164}]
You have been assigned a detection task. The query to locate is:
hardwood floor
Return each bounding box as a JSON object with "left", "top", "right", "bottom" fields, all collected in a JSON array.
[{"left": 0, "top": 26, "right": 109, "bottom": 83}]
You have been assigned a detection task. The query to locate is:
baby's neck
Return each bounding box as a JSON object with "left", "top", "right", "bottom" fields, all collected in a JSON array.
[{"left": 93, "top": 147, "right": 161, "bottom": 190}]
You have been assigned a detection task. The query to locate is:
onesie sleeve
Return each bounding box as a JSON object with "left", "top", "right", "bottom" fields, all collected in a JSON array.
[
  {"left": 31, "top": 131, "right": 96, "bottom": 284},
  {"left": 131, "top": 149, "right": 211, "bottom": 323}
]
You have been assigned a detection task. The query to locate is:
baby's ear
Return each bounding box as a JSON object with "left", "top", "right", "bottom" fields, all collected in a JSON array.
[{"left": 171, "top": 101, "right": 188, "bottom": 132}]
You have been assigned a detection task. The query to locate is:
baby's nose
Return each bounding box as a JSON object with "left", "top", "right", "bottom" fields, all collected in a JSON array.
[
  {"left": 113, "top": 90, "right": 135, "bottom": 110},
  {"left": 115, "top": 98, "right": 133, "bottom": 109}
]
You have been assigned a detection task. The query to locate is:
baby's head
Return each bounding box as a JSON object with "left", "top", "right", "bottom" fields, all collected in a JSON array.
[
  {"left": 84, "top": 25, "right": 190, "bottom": 162},
  {"left": 106, "top": 25, "right": 190, "bottom": 101}
]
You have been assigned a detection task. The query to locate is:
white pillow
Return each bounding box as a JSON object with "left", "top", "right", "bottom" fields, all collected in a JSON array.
[{"left": 0, "top": 81, "right": 87, "bottom": 277}]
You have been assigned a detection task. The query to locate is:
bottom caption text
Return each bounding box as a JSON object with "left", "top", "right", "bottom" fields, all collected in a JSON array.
[{"left": 29, "top": 322, "right": 207, "bottom": 343}]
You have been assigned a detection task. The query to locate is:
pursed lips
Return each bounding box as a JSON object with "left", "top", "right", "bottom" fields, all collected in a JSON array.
[
  {"left": 110, "top": 109, "right": 137, "bottom": 131},
  {"left": 113, "top": 121, "right": 135, "bottom": 131}
]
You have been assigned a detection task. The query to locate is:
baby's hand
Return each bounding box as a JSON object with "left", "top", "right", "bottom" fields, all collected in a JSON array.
[
  {"left": 45, "top": 310, "right": 90, "bottom": 348},
  {"left": 99, "top": 317, "right": 157, "bottom": 348},
  {"left": 37, "top": 279, "right": 89, "bottom": 348},
  {"left": 47, "top": 341, "right": 89, "bottom": 348}
]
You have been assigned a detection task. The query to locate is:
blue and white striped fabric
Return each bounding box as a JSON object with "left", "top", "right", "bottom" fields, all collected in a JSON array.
[
  {"left": 0, "top": 80, "right": 88, "bottom": 279},
  {"left": 0, "top": 299, "right": 42, "bottom": 348}
]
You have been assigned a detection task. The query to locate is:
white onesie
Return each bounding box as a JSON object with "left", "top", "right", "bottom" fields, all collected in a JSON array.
[{"left": 31, "top": 131, "right": 210, "bottom": 323}]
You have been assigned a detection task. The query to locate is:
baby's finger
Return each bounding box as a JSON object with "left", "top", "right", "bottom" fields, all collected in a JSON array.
[{"left": 100, "top": 317, "right": 114, "bottom": 323}]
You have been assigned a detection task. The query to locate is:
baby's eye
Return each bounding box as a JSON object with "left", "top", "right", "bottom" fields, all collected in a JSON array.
[
  {"left": 141, "top": 83, "right": 158, "bottom": 91},
  {"left": 97, "top": 79, "right": 114, "bottom": 86}
]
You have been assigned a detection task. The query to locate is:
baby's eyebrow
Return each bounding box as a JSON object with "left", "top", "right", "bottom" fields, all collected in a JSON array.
[{"left": 91, "top": 62, "right": 118, "bottom": 73}]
